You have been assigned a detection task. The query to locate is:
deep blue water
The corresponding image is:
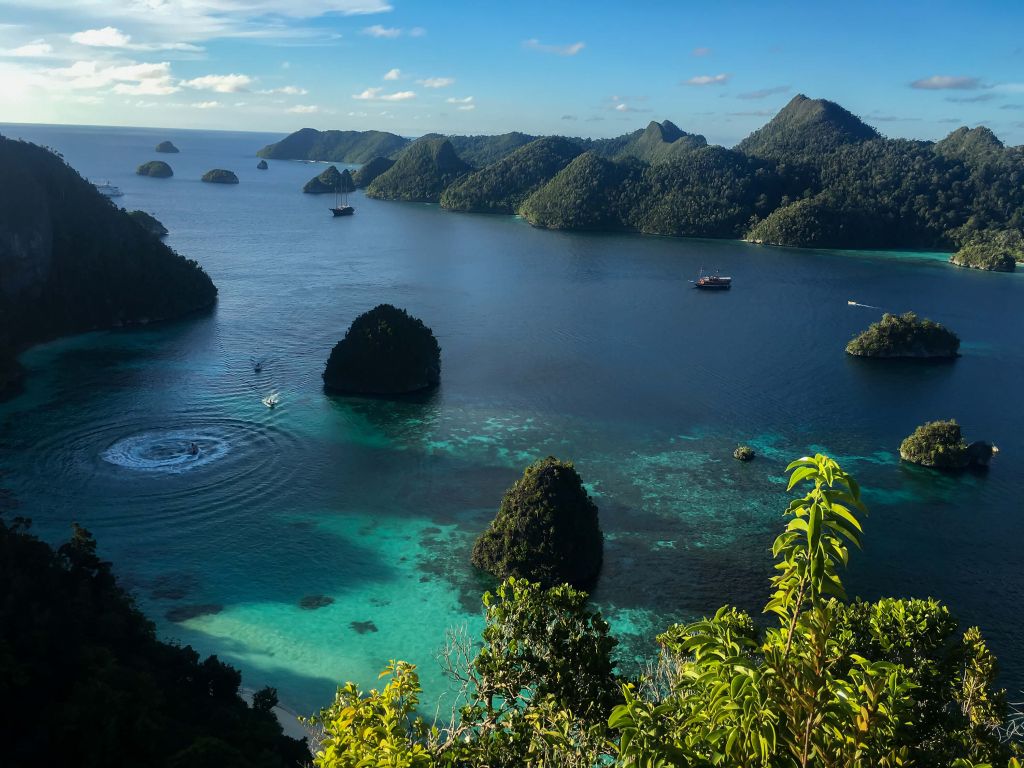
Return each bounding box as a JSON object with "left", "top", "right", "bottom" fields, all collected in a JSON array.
[{"left": 2, "top": 122, "right": 1023, "bottom": 716}]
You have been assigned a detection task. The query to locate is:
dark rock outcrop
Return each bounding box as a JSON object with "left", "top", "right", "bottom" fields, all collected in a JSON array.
[
  {"left": 155, "top": 140, "right": 179, "bottom": 153},
  {"left": 127, "top": 210, "right": 168, "bottom": 238},
  {"left": 257, "top": 159, "right": 269, "bottom": 170},
  {"left": 733, "top": 445, "right": 755, "bottom": 461},
  {"left": 323, "top": 304, "right": 441, "bottom": 395}
]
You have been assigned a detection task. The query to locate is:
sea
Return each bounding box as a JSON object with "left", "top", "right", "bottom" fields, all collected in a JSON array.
[{"left": 1, "top": 122, "right": 1023, "bottom": 718}]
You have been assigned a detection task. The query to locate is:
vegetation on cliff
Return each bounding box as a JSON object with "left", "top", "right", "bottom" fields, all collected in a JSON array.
[
  {"left": 310, "top": 455, "right": 1018, "bottom": 768},
  {"left": 899, "top": 419, "right": 996, "bottom": 469},
  {"left": 520, "top": 151, "right": 632, "bottom": 230},
  {"left": 0, "top": 135, "right": 216, "bottom": 363},
  {"left": 201, "top": 168, "right": 238, "bottom": 184},
  {"left": 846, "top": 312, "right": 960, "bottom": 358},
  {"left": 365, "top": 137, "right": 471, "bottom": 202},
  {"left": 257, "top": 128, "right": 409, "bottom": 163},
  {"left": 951, "top": 229, "right": 1023, "bottom": 272},
  {"left": 352, "top": 156, "right": 394, "bottom": 188},
  {"left": 440, "top": 136, "right": 583, "bottom": 214},
  {"left": 471, "top": 457, "right": 603, "bottom": 590},
  {"left": 127, "top": 210, "right": 168, "bottom": 238},
  {"left": 136, "top": 160, "right": 173, "bottom": 178},
  {"left": 154, "top": 140, "right": 179, "bottom": 153},
  {"left": 736, "top": 94, "right": 880, "bottom": 160},
  {"left": 0, "top": 518, "right": 308, "bottom": 768},
  {"left": 445, "top": 131, "right": 536, "bottom": 168},
  {"left": 302, "top": 165, "right": 354, "bottom": 194},
  {"left": 322, "top": 304, "right": 441, "bottom": 395}
]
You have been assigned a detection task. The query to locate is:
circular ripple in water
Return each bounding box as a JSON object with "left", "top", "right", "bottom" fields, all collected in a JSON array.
[{"left": 102, "top": 429, "right": 231, "bottom": 474}]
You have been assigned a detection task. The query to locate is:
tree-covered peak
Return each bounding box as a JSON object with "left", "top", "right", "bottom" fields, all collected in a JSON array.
[
  {"left": 737, "top": 94, "right": 878, "bottom": 159},
  {"left": 935, "top": 125, "right": 1005, "bottom": 158}
]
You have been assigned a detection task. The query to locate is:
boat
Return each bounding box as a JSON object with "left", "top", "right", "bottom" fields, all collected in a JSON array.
[
  {"left": 262, "top": 392, "right": 280, "bottom": 408},
  {"left": 691, "top": 268, "right": 732, "bottom": 290},
  {"left": 330, "top": 183, "right": 354, "bottom": 217},
  {"left": 93, "top": 180, "right": 124, "bottom": 198}
]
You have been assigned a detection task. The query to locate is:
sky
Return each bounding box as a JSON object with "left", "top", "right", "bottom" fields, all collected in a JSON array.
[{"left": 1, "top": 0, "right": 1023, "bottom": 146}]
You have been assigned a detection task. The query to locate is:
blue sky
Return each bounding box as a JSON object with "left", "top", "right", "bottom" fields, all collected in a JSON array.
[{"left": 1, "top": 0, "right": 1022, "bottom": 146}]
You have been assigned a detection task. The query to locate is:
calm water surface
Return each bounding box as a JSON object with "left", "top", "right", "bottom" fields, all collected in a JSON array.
[{"left": 2, "top": 123, "right": 1023, "bottom": 715}]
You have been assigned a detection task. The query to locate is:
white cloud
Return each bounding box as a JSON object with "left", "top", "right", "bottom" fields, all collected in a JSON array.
[
  {"left": 191, "top": 100, "right": 220, "bottom": 108},
  {"left": 685, "top": 73, "right": 731, "bottom": 86},
  {"left": 71, "top": 26, "right": 132, "bottom": 47},
  {"left": 113, "top": 78, "right": 179, "bottom": 95},
  {"left": 348, "top": 110, "right": 367, "bottom": 117},
  {"left": 352, "top": 86, "right": 415, "bottom": 101},
  {"left": 383, "top": 67, "right": 400, "bottom": 80},
  {"left": 419, "top": 76, "right": 453, "bottom": 88},
  {"left": 361, "top": 24, "right": 401, "bottom": 38},
  {"left": 258, "top": 84, "right": 307, "bottom": 94},
  {"left": 50, "top": 59, "right": 181, "bottom": 94},
  {"left": 446, "top": 96, "right": 473, "bottom": 104},
  {"left": 3, "top": 40, "right": 54, "bottom": 57},
  {"left": 287, "top": 104, "right": 318, "bottom": 113},
  {"left": 181, "top": 73, "right": 253, "bottom": 92},
  {"left": 910, "top": 75, "right": 980, "bottom": 90},
  {"left": 523, "top": 38, "right": 584, "bottom": 56},
  {"left": 457, "top": 104, "right": 475, "bottom": 111}
]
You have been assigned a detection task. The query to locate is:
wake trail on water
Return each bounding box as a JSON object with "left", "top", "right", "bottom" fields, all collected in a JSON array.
[{"left": 847, "top": 300, "right": 881, "bottom": 309}]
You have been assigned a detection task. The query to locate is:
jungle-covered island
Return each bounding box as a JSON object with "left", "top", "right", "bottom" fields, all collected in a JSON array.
[
  {"left": 302, "top": 165, "right": 354, "bottom": 194},
  {"left": 201, "top": 168, "right": 239, "bottom": 184},
  {"left": 845, "top": 312, "right": 960, "bottom": 358},
  {"left": 136, "top": 160, "right": 173, "bottom": 178},
  {"left": 471, "top": 457, "right": 603, "bottom": 590},
  {"left": 260, "top": 94, "right": 1024, "bottom": 252},
  {"left": 899, "top": 419, "right": 997, "bottom": 469},
  {"left": 950, "top": 229, "right": 1024, "bottom": 272},
  {"left": 0, "top": 135, "right": 217, "bottom": 398},
  {"left": 322, "top": 304, "right": 441, "bottom": 395},
  {"left": 154, "top": 140, "right": 179, "bottom": 153}
]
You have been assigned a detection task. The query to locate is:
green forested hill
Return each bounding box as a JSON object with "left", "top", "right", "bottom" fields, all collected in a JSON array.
[
  {"left": 366, "top": 137, "right": 472, "bottom": 202},
  {"left": 441, "top": 136, "right": 583, "bottom": 214},
  {"left": 256, "top": 128, "right": 410, "bottom": 163}
]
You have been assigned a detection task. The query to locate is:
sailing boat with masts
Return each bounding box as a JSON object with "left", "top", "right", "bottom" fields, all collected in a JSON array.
[{"left": 330, "top": 168, "right": 355, "bottom": 217}]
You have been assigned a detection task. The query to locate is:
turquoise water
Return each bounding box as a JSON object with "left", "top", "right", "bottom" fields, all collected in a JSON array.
[{"left": 2, "top": 123, "right": 1024, "bottom": 715}]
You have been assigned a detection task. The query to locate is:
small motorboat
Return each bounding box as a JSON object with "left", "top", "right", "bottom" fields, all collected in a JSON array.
[
  {"left": 262, "top": 392, "right": 280, "bottom": 408},
  {"left": 691, "top": 268, "right": 732, "bottom": 290}
]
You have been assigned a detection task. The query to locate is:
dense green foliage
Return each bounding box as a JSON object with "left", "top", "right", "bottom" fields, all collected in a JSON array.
[
  {"left": 312, "top": 455, "right": 1020, "bottom": 767},
  {"left": 322, "top": 303, "right": 441, "bottom": 395},
  {"left": 256, "top": 127, "right": 409, "bottom": 163},
  {"left": 846, "top": 312, "right": 960, "bottom": 358},
  {"left": 155, "top": 140, "right": 179, "bottom": 153},
  {"left": 899, "top": 419, "right": 995, "bottom": 470},
  {"left": 352, "top": 156, "right": 394, "bottom": 188},
  {"left": 471, "top": 457, "right": 603, "bottom": 590},
  {"left": 468, "top": 460, "right": 602, "bottom": 593},
  {"left": 136, "top": 160, "right": 174, "bottom": 178},
  {"left": 287, "top": 94, "right": 1024, "bottom": 252},
  {"left": 127, "top": 209, "right": 168, "bottom": 237},
  {"left": 302, "top": 165, "right": 352, "bottom": 194},
  {"left": 444, "top": 131, "right": 537, "bottom": 168},
  {"left": 366, "top": 138, "right": 471, "bottom": 202},
  {"left": 0, "top": 136, "right": 216, "bottom": 366},
  {"left": 201, "top": 168, "right": 239, "bottom": 184},
  {"left": 951, "top": 229, "right": 1023, "bottom": 272},
  {"left": 440, "top": 136, "right": 583, "bottom": 214},
  {"left": 0, "top": 518, "right": 308, "bottom": 768}
]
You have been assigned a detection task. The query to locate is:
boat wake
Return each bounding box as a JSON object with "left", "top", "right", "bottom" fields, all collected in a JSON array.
[
  {"left": 847, "top": 300, "right": 880, "bottom": 309},
  {"left": 102, "top": 429, "right": 230, "bottom": 473}
]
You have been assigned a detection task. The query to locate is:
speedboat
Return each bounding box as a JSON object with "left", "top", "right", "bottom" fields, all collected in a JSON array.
[
  {"left": 94, "top": 180, "right": 124, "bottom": 198},
  {"left": 262, "top": 392, "right": 280, "bottom": 408}
]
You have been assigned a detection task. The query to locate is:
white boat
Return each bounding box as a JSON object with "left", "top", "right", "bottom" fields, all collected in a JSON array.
[
  {"left": 94, "top": 180, "right": 124, "bottom": 198},
  {"left": 262, "top": 392, "right": 280, "bottom": 408}
]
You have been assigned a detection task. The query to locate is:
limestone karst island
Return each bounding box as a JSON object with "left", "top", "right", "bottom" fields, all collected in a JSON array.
[{"left": 1, "top": 3, "right": 1023, "bottom": 767}]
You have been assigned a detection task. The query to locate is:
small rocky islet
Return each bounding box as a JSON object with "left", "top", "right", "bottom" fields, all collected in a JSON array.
[
  {"left": 257, "top": 159, "right": 268, "bottom": 170},
  {"left": 201, "top": 168, "right": 239, "bottom": 184},
  {"left": 154, "top": 140, "right": 179, "bottom": 153},
  {"left": 899, "top": 419, "right": 996, "bottom": 470},
  {"left": 136, "top": 160, "right": 173, "bottom": 178},
  {"left": 322, "top": 304, "right": 441, "bottom": 395},
  {"left": 845, "top": 312, "right": 959, "bottom": 358}
]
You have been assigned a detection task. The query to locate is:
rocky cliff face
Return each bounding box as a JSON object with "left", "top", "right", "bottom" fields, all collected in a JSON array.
[{"left": 0, "top": 134, "right": 217, "bottom": 397}]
